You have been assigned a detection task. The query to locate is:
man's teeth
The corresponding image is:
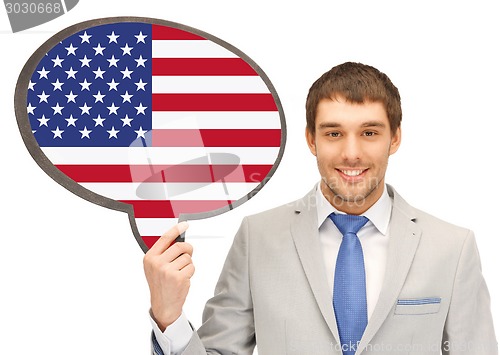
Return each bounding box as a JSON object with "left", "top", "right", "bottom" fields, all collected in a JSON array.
[{"left": 341, "top": 170, "right": 364, "bottom": 176}]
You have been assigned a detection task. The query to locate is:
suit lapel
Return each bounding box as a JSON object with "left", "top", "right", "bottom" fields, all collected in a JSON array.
[
  {"left": 290, "top": 189, "right": 341, "bottom": 344},
  {"left": 357, "top": 186, "right": 422, "bottom": 353}
]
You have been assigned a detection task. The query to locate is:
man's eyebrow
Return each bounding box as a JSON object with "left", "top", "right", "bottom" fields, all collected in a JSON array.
[
  {"left": 361, "top": 121, "right": 386, "bottom": 128},
  {"left": 317, "top": 121, "right": 387, "bottom": 129}
]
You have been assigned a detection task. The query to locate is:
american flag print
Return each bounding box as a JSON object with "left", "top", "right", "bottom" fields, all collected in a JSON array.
[{"left": 19, "top": 18, "right": 286, "bottom": 252}]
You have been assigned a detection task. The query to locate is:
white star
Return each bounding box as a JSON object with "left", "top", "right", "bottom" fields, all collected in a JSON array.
[
  {"left": 37, "top": 67, "right": 50, "bottom": 79},
  {"left": 52, "top": 126, "right": 64, "bottom": 139},
  {"left": 121, "top": 43, "right": 133, "bottom": 55},
  {"left": 52, "top": 55, "right": 64, "bottom": 67},
  {"left": 107, "top": 55, "right": 119, "bottom": 67},
  {"left": 79, "top": 31, "right": 92, "bottom": 43},
  {"left": 135, "top": 126, "right": 147, "bottom": 139},
  {"left": 65, "top": 67, "right": 78, "bottom": 79},
  {"left": 107, "top": 102, "right": 119, "bottom": 115},
  {"left": 52, "top": 79, "right": 64, "bottom": 91},
  {"left": 65, "top": 114, "right": 78, "bottom": 126},
  {"left": 80, "top": 55, "right": 92, "bottom": 67},
  {"left": 93, "top": 91, "right": 106, "bottom": 103},
  {"left": 107, "top": 31, "right": 120, "bottom": 43},
  {"left": 93, "top": 43, "right": 106, "bottom": 55},
  {"left": 93, "top": 114, "right": 105, "bottom": 126},
  {"left": 28, "top": 80, "right": 36, "bottom": 90},
  {"left": 135, "top": 103, "right": 147, "bottom": 115},
  {"left": 52, "top": 102, "right": 64, "bottom": 115},
  {"left": 65, "top": 43, "right": 78, "bottom": 55},
  {"left": 37, "top": 91, "right": 50, "bottom": 103},
  {"left": 79, "top": 126, "right": 92, "bottom": 139},
  {"left": 93, "top": 67, "right": 105, "bottom": 79},
  {"left": 107, "top": 126, "right": 119, "bottom": 139},
  {"left": 27, "top": 103, "right": 36, "bottom": 114},
  {"left": 107, "top": 78, "right": 119, "bottom": 91},
  {"left": 79, "top": 103, "right": 92, "bottom": 115},
  {"left": 38, "top": 115, "right": 50, "bottom": 127},
  {"left": 120, "top": 67, "right": 133, "bottom": 79},
  {"left": 121, "top": 114, "right": 133, "bottom": 126},
  {"left": 135, "top": 79, "right": 147, "bottom": 91},
  {"left": 120, "top": 91, "right": 133, "bottom": 103},
  {"left": 79, "top": 79, "right": 92, "bottom": 91},
  {"left": 135, "top": 31, "right": 147, "bottom": 44},
  {"left": 135, "top": 55, "right": 147, "bottom": 67},
  {"left": 65, "top": 91, "right": 78, "bottom": 103}
]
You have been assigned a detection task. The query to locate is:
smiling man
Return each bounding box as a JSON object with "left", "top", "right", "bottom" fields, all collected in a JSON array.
[{"left": 145, "top": 62, "right": 497, "bottom": 354}]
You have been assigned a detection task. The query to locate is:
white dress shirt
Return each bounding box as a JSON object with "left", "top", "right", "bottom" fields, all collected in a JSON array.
[{"left": 152, "top": 183, "right": 392, "bottom": 354}]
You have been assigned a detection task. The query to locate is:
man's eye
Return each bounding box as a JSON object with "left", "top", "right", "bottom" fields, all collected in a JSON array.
[
  {"left": 328, "top": 132, "right": 340, "bottom": 137},
  {"left": 364, "top": 131, "right": 376, "bottom": 137}
]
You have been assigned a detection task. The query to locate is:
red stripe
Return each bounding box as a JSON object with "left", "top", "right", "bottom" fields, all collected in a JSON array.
[
  {"left": 152, "top": 94, "right": 277, "bottom": 111},
  {"left": 56, "top": 164, "right": 272, "bottom": 183},
  {"left": 152, "top": 129, "right": 281, "bottom": 147},
  {"left": 122, "top": 200, "right": 233, "bottom": 218},
  {"left": 152, "top": 58, "right": 258, "bottom": 76},
  {"left": 142, "top": 236, "right": 161, "bottom": 249},
  {"left": 152, "top": 25, "right": 205, "bottom": 40}
]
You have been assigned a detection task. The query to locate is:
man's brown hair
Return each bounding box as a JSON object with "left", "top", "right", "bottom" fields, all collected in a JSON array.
[{"left": 306, "top": 62, "right": 402, "bottom": 135}]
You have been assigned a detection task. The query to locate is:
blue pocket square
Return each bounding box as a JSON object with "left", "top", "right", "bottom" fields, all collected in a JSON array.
[
  {"left": 395, "top": 297, "right": 442, "bottom": 315},
  {"left": 397, "top": 297, "right": 441, "bottom": 306}
]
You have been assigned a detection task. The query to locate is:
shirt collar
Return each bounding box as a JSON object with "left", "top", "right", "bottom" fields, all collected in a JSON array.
[{"left": 315, "top": 182, "right": 392, "bottom": 235}]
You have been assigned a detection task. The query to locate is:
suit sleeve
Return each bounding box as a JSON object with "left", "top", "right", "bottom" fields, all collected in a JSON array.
[{"left": 442, "top": 231, "right": 498, "bottom": 354}]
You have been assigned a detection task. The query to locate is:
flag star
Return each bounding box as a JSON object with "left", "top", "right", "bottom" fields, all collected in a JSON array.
[
  {"left": 107, "top": 102, "right": 119, "bottom": 115},
  {"left": 80, "top": 55, "right": 92, "bottom": 67},
  {"left": 27, "top": 103, "right": 36, "bottom": 114},
  {"left": 28, "top": 80, "right": 36, "bottom": 90},
  {"left": 135, "top": 126, "right": 147, "bottom": 139},
  {"left": 93, "top": 91, "right": 106, "bottom": 103},
  {"left": 120, "top": 91, "right": 133, "bottom": 103},
  {"left": 93, "top": 114, "right": 105, "bottom": 126},
  {"left": 135, "top": 55, "right": 147, "bottom": 67},
  {"left": 79, "top": 126, "right": 92, "bottom": 139},
  {"left": 107, "top": 55, "right": 119, "bottom": 67},
  {"left": 93, "top": 67, "right": 106, "bottom": 79},
  {"left": 79, "top": 79, "right": 92, "bottom": 91},
  {"left": 79, "top": 103, "right": 92, "bottom": 115},
  {"left": 135, "top": 103, "right": 147, "bottom": 115},
  {"left": 37, "top": 91, "right": 50, "bottom": 103},
  {"left": 120, "top": 67, "right": 133, "bottom": 79},
  {"left": 52, "top": 102, "right": 64, "bottom": 115},
  {"left": 107, "top": 126, "right": 119, "bottom": 139},
  {"left": 107, "top": 78, "right": 119, "bottom": 91},
  {"left": 93, "top": 43, "right": 106, "bottom": 55},
  {"left": 65, "top": 114, "right": 78, "bottom": 126},
  {"left": 52, "top": 79, "right": 64, "bottom": 91},
  {"left": 135, "top": 79, "right": 147, "bottom": 91},
  {"left": 65, "top": 67, "right": 78, "bottom": 79},
  {"left": 79, "top": 31, "right": 92, "bottom": 43},
  {"left": 38, "top": 114, "right": 50, "bottom": 127},
  {"left": 52, "top": 126, "right": 64, "bottom": 139},
  {"left": 65, "top": 43, "right": 78, "bottom": 55},
  {"left": 51, "top": 55, "right": 64, "bottom": 67},
  {"left": 121, "top": 114, "right": 133, "bottom": 126},
  {"left": 37, "top": 67, "right": 50, "bottom": 79},
  {"left": 121, "top": 43, "right": 133, "bottom": 55},
  {"left": 135, "top": 31, "right": 147, "bottom": 44},
  {"left": 107, "top": 31, "right": 120, "bottom": 43},
  {"left": 65, "top": 91, "right": 78, "bottom": 103}
]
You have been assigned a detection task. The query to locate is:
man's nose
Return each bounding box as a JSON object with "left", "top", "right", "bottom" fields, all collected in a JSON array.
[{"left": 340, "top": 135, "right": 362, "bottom": 162}]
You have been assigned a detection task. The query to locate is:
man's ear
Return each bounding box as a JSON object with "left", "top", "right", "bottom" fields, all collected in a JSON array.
[
  {"left": 305, "top": 127, "right": 317, "bottom": 156},
  {"left": 389, "top": 126, "right": 402, "bottom": 155}
]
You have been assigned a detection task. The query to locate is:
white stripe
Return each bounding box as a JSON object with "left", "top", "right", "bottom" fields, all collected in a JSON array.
[
  {"left": 60, "top": 0, "right": 68, "bottom": 12},
  {"left": 152, "top": 40, "right": 238, "bottom": 58},
  {"left": 42, "top": 147, "right": 281, "bottom": 165},
  {"left": 152, "top": 112, "right": 282, "bottom": 129},
  {"left": 79, "top": 182, "right": 259, "bottom": 200},
  {"left": 152, "top": 76, "right": 270, "bottom": 94},
  {"left": 136, "top": 218, "right": 178, "bottom": 236}
]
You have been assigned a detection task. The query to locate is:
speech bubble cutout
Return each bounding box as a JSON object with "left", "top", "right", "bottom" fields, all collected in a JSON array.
[
  {"left": 5, "top": 0, "right": 79, "bottom": 33},
  {"left": 15, "top": 17, "right": 286, "bottom": 252}
]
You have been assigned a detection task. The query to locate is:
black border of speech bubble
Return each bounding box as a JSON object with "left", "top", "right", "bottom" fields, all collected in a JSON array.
[{"left": 14, "top": 16, "right": 287, "bottom": 253}]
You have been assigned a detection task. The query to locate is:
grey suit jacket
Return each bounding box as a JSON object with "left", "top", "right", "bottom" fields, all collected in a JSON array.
[{"left": 154, "top": 185, "right": 497, "bottom": 354}]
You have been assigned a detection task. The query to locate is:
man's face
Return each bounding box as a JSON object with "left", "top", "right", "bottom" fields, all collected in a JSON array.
[{"left": 306, "top": 96, "right": 401, "bottom": 213}]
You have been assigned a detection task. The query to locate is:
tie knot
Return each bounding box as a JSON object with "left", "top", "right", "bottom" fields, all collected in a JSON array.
[{"left": 329, "top": 213, "right": 369, "bottom": 236}]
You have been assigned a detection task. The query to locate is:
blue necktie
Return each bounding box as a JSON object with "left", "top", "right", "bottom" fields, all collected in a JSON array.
[{"left": 329, "top": 213, "right": 369, "bottom": 355}]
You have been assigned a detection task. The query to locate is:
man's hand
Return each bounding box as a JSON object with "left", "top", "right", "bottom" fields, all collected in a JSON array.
[{"left": 143, "top": 222, "right": 194, "bottom": 331}]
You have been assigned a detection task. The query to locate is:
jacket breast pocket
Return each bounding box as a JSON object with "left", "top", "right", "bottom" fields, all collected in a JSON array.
[{"left": 394, "top": 297, "right": 441, "bottom": 315}]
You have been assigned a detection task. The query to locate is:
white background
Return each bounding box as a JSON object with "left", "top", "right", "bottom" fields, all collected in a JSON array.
[{"left": 1, "top": 1, "right": 499, "bottom": 353}]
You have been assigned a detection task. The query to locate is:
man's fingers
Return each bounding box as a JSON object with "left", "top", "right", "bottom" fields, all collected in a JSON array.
[{"left": 147, "top": 221, "right": 189, "bottom": 255}]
